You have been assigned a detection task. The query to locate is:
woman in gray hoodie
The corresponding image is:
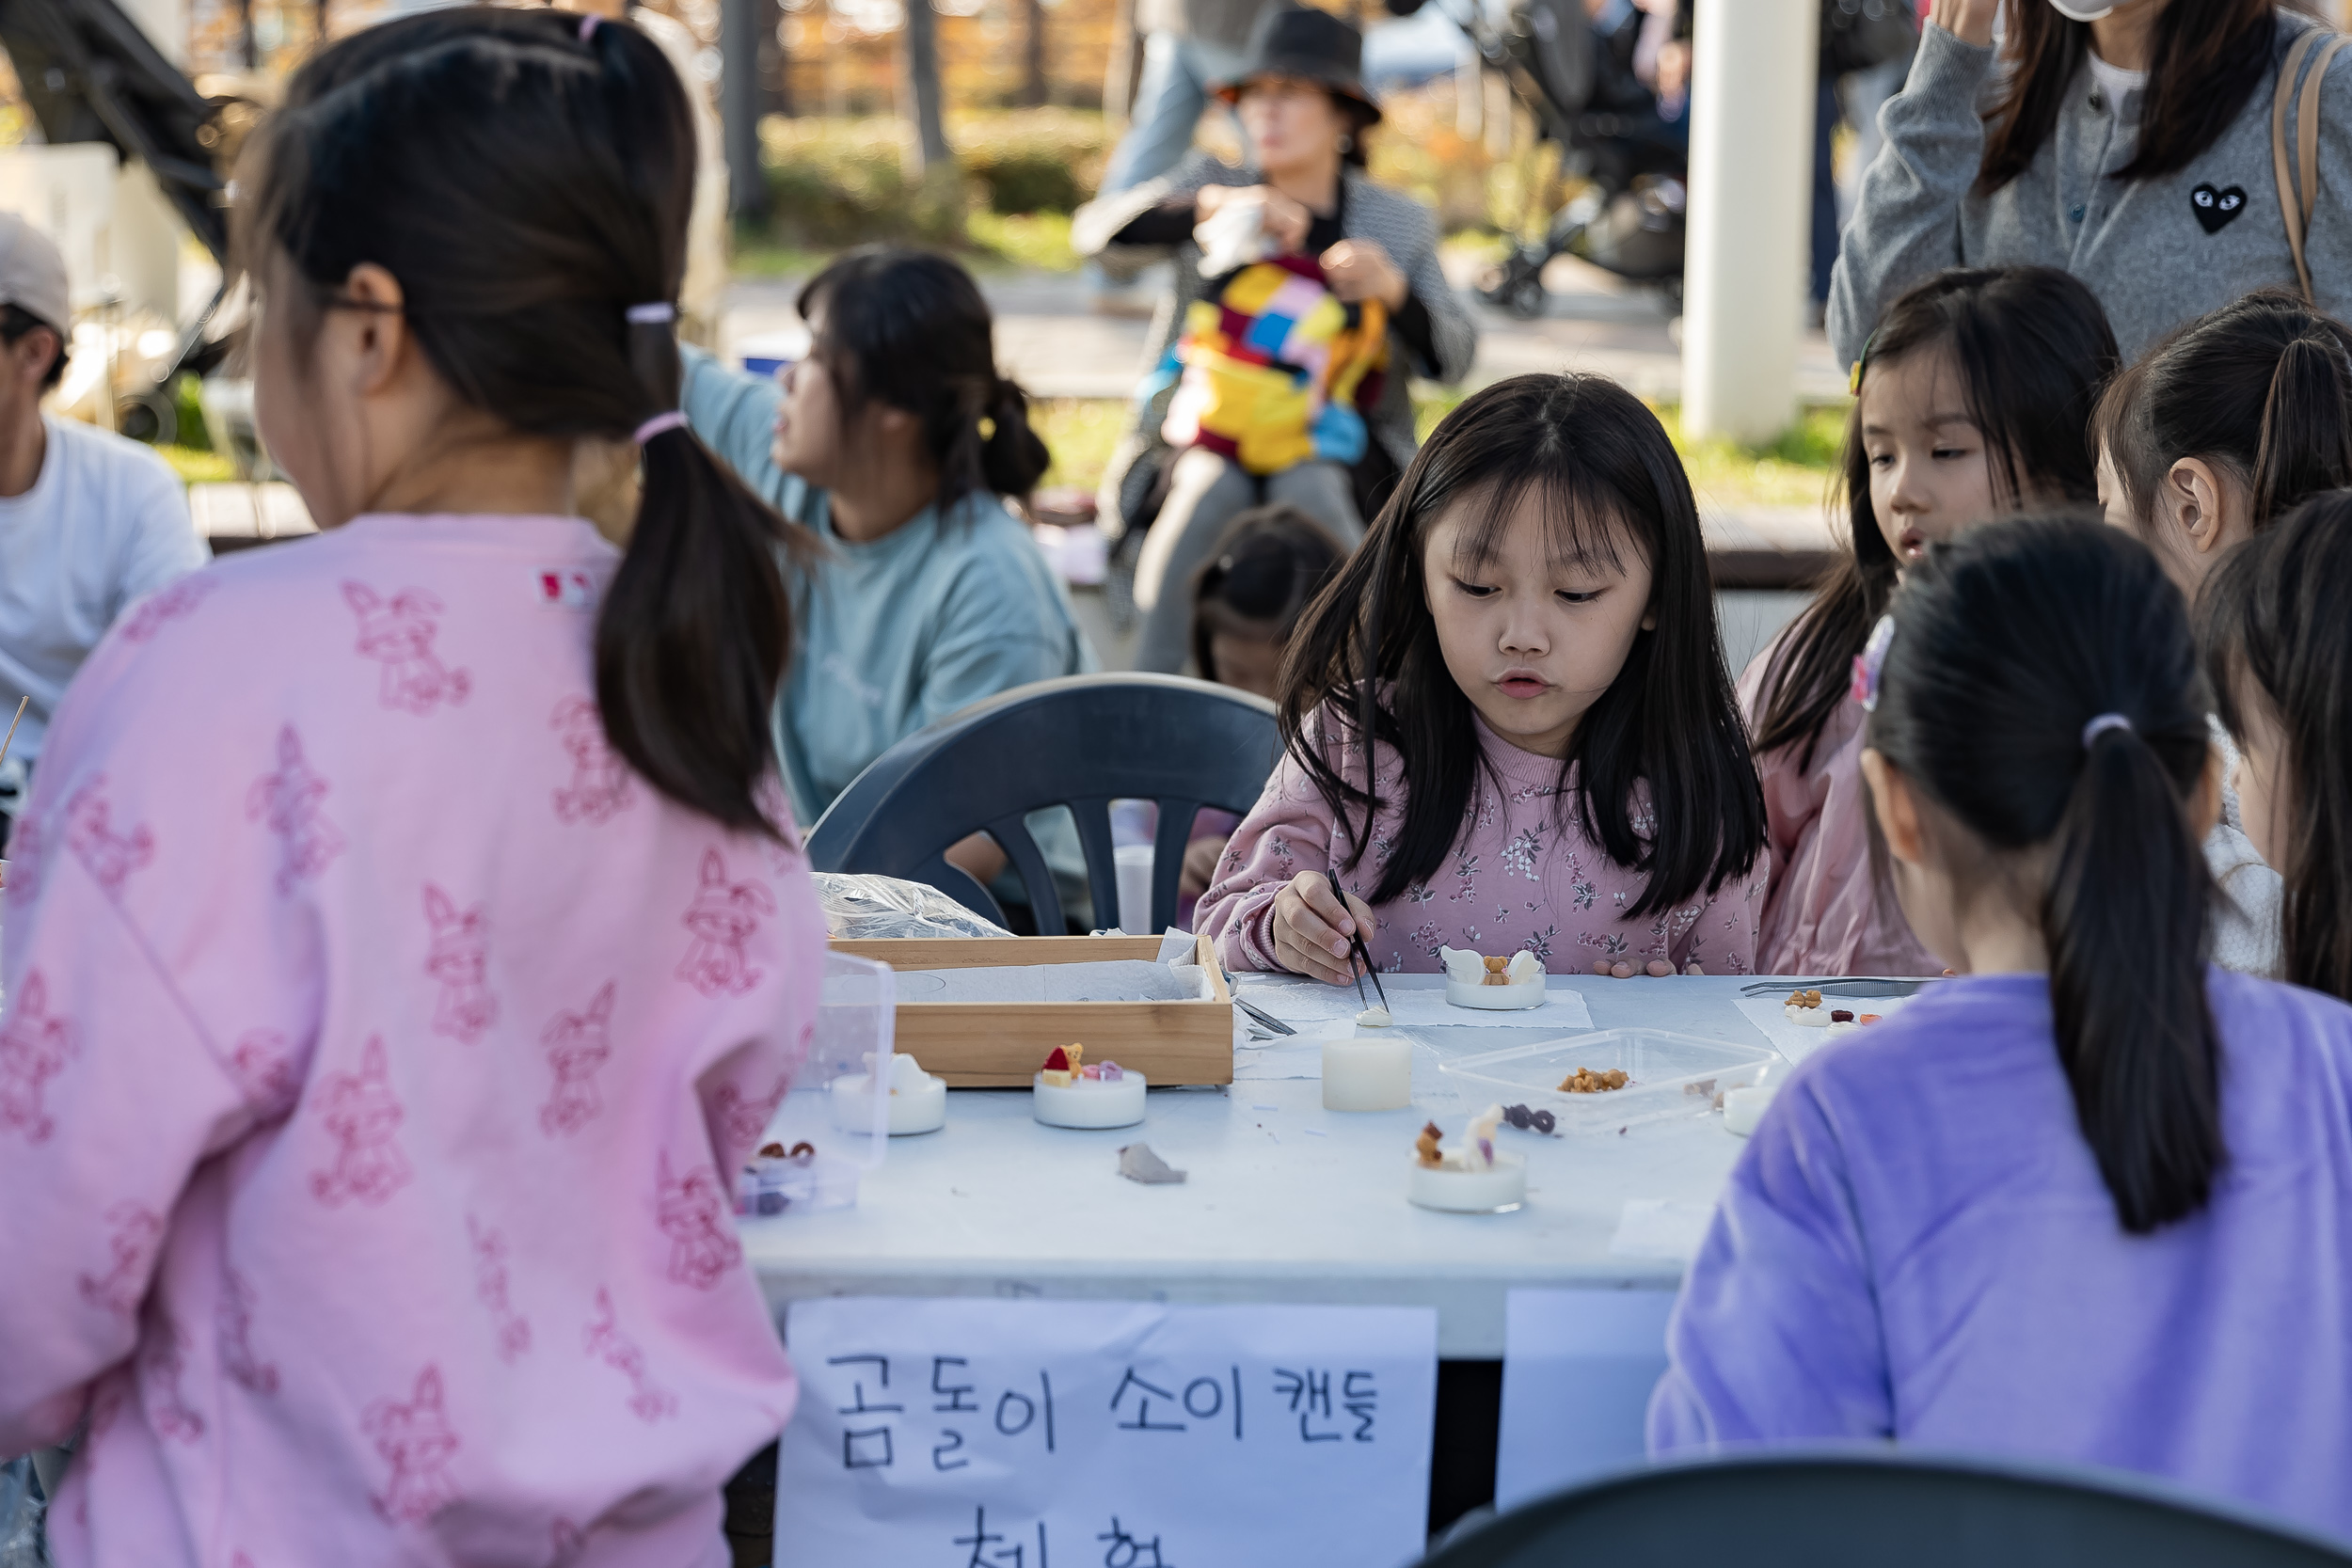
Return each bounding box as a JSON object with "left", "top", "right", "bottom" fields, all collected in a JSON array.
[{"left": 1830, "top": 0, "right": 2352, "bottom": 369}]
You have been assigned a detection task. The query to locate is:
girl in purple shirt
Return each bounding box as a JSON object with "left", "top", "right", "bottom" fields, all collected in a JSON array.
[{"left": 1654, "top": 518, "right": 2352, "bottom": 1544}]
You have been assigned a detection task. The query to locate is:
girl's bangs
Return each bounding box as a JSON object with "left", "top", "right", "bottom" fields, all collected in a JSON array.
[{"left": 1439, "top": 465, "right": 1643, "bottom": 579}]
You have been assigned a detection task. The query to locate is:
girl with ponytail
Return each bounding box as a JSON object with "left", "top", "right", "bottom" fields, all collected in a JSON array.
[
  {"left": 675, "top": 246, "right": 1090, "bottom": 837},
  {"left": 1655, "top": 519, "right": 2352, "bottom": 1544},
  {"left": 2092, "top": 290, "right": 2352, "bottom": 974},
  {"left": 2095, "top": 290, "right": 2352, "bottom": 594},
  {"left": 0, "top": 11, "right": 827, "bottom": 1560},
  {"left": 2203, "top": 492, "right": 2352, "bottom": 1006}
]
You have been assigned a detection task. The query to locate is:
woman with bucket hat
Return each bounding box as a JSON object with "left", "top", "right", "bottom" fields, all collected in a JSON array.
[{"left": 1074, "top": 4, "right": 1475, "bottom": 675}]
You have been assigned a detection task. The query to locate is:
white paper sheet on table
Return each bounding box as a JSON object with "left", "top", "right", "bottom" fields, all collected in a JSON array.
[
  {"left": 1608, "top": 1197, "right": 1715, "bottom": 1261},
  {"left": 1236, "top": 980, "right": 1594, "bottom": 1032},
  {"left": 775, "top": 1297, "right": 1438, "bottom": 1568},
  {"left": 1495, "top": 1289, "right": 1677, "bottom": 1507},
  {"left": 1732, "top": 992, "right": 1915, "bottom": 1065}
]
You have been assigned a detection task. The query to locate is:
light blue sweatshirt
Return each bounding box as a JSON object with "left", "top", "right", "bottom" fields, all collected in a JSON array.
[{"left": 679, "top": 346, "right": 1096, "bottom": 829}]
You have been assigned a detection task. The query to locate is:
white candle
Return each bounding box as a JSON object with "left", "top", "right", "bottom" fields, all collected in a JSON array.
[
  {"left": 1323, "top": 1034, "right": 1413, "bottom": 1111},
  {"left": 1406, "top": 1153, "right": 1527, "bottom": 1212},
  {"left": 1032, "top": 1070, "right": 1148, "bottom": 1129},
  {"left": 829, "top": 1052, "right": 948, "bottom": 1135},
  {"left": 1723, "top": 1082, "right": 1780, "bottom": 1137}
]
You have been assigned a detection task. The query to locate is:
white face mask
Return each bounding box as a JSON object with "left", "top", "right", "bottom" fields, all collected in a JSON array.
[{"left": 2048, "top": 0, "right": 2116, "bottom": 20}]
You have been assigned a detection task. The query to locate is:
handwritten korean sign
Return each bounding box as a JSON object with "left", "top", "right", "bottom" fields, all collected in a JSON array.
[{"left": 775, "top": 1298, "right": 1439, "bottom": 1568}]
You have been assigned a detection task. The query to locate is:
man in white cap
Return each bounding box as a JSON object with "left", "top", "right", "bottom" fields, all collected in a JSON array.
[{"left": 0, "top": 212, "right": 206, "bottom": 851}]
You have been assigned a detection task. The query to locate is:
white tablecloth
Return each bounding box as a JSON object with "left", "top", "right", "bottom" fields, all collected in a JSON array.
[{"left": 747, "top": 974, "right": 1812, "bottom": 1357}]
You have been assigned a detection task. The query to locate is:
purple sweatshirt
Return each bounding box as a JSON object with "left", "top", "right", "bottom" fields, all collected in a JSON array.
[{"left": 1651, "top": 969, "right": 2352, "bottom": 1542}]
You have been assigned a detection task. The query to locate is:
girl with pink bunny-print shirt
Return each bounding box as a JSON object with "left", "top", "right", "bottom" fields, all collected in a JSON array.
[
  {"left": 0, "top": 13, "right": 824, "bottom": 1567},
  {"left": 1195, "top": 375, "right": 1768, "bottom": 982}
]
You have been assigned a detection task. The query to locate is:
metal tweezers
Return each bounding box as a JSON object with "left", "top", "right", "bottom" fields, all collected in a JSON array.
[
  {"left": 1740, "top": 976, "right": 1933, "bottom": 999},
  {"left": 1232, "top": 993, "right": 1296, "bottom": 1037},
  {"left": 1349, "top": 929, "right": 1391, "bottom": 1016}
]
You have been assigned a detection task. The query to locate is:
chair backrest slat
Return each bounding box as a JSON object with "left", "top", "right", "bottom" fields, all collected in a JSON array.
[
  {"left": 983, "top": 810, "right": 1064, "bottom": 937},
  {"left": 1149, "top": 796, "right": 1202, "bottom": 935}
]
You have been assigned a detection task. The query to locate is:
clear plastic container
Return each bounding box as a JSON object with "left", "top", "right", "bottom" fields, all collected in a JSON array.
[{"left": 1438, "top": 1029, "right": 1779, "bottom": 1133}]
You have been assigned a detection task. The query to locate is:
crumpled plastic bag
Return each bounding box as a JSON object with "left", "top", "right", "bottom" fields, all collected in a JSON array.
[
  {"left": 813, "top": 873, "right": 1014, "bottom": 942},
  {"left": 0, "top": 1457, "right": 48, "bottom": 1568}
]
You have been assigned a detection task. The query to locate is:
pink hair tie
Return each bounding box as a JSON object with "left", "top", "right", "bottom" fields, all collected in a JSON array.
[
  {"left": 578, "top": 12, "right": 599, "bottom": 40},
  {"left": 633, "top": 411, "right": 687, "bottom": 446}
]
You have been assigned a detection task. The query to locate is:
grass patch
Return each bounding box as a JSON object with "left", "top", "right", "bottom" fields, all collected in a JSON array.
[
  {"left": 1036, "top": 392, "right": 1848, "bottom": 514},
  {"left": 1655, "top": 403, "right": 1849, "bottom": 514},
  {"left": 158, "top": 444, "right": 238, "bottom": 485},
  {"left": 967, "top": 211, "right": 1080, "bottom": 273},
  {"left": 1031, "top": 396, "right": 1128, "bottom": 492}
]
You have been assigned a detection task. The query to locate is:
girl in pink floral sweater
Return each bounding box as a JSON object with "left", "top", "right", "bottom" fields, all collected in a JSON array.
[
  {"left": 0, "top": 13, "right": 823, "bottom": 1565},
  {"left": 1195, "top": 374, "right": 1769, "bottom": 979}
]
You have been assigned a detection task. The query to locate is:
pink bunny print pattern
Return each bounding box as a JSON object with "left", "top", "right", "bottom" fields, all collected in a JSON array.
[
  {"left": 4, "top": 813, "right": 40, "bottom": 906},
  {"left": 246, "top": 726, "right": 344, "bottom": 893},
  {"left": 63, "top": 776, "right": 154, "bottom": 897},
  {"left": 229, "top": 1030, "right": 304, "bottom": 1120},
  {"left": 654, "top": 1151, "right": 741, "bottom": 1291},
  {"left": 550, "top": 697, "right": 633, "bottom": 825},
  {"left": 540, "top": 983, "right": 614, "bottom": 1137},
  {"left": 423, "top": 885, "right": 498, "bottom": 1043},
  {"left": 119, "top": 576, "right": 215, "bottom": 642},
  {"left": 584, "top": 1287, "right": 677, "bottom": 1422},
  {"left": 363, "top": 1365, "right": 462, "bottom": 1526},
  {"left": 676, "top": 849, "right": 774, "bottom": 998},
  {"left": 77, "top": 1202, "right": 164, "bottom": 1316},
  {"left": 0, "top": 972, "right": 75, "bottom": 1144},
  {"left": 219, "top": 1267, "right": 279, "bottom": 1395},
  {"left": 142, "top": 1307, "right": 206, "bottom": 1442},
  {"left": 467, "top": 1215, "right": 532, "bottom": 1361},
  {"left": 310, "top": 1037, "right": 411, "bottom": 1208},
  {"left": 344, "top": 582, "right": 471, "bottom": 715},
  {"left": 712, "top": 1072, "right": 789, "bottom": 1152}
]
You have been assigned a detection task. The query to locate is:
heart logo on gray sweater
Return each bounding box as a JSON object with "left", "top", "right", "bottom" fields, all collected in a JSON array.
[{"left": 2192, "top": 183, "right": 2248, "bottom": 234}]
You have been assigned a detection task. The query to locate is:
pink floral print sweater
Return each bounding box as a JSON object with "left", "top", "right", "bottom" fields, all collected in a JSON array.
[
  {"left": 0, "top": 515, "right": 825, "bottom": 1568},
  {"left": 1194, "top": 707, "right": 1765, "bottom": 974}
]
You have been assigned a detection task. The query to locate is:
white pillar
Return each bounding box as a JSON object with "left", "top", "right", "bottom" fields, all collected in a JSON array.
[{"left": 1681, "top": 0, "right": 1819, "bottom": 444}]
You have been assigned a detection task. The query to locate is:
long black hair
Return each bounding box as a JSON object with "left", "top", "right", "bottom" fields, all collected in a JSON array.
[
  {"left": 1979, "top": 0, "right": 2279, "bottom": 194},
  {"left": 1279, "top": 372, "right": 1764, "bottom": 916},
  {"left": 2096, "top": 290, "right": 2352, "bottom": 539},
  {"left": 1756, "top": 267, "right": 2119, "bottom": 768},
  {"left": 2202, "top": 493, "right": 2352, "bottom": 1003},
  {"left": 245, "top": 7, "right": 791, "bottom": 837},
  {"left": 1871, "top": 518, "right": 2221, "bottom": 1234},
  {"left": 796, "top": 246, "right": 1050, "bottom": 514}
]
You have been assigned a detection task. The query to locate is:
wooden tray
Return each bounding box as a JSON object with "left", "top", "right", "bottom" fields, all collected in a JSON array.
[{"left": 826, "top": 932, "right": 1234, "bottom": 1087}]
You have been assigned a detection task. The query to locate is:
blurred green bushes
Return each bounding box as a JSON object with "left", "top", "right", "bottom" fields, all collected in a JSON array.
[{"left": 753, "top": 109, "right": 1107, "bottom": 267}]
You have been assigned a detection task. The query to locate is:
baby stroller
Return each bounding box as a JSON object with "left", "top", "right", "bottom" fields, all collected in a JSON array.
[
  {"left": 1411, "top": 0, "right": 1692, "bottom": 317},
  {"left": 0, "top": 0, "right": 244, "bottom": 440}
]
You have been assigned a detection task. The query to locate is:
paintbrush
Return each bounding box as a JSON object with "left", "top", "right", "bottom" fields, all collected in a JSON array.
[{"left": 0, "top": 696, "right": 25, "bottom": 774}]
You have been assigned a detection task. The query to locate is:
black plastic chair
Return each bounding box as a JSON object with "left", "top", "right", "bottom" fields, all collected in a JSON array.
[
  {"left": 1422, "top": 1449, "right": 2352, "bottom": 1568},
  {"left": 805, "top": 673, "right": 1281, "bottom": 934}
]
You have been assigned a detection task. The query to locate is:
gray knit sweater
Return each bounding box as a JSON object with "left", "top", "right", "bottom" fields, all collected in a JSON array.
[{"left": 1830, "top": 16, "right": 2352, "bottom": 369}]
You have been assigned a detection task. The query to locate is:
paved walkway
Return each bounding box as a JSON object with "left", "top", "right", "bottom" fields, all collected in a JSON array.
[
  {"left": 719, "top": 254, "right": 1852, "bottom": 406},
  {"left": 719, "top": 255, "right": 1847, "bottom": 561}
]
